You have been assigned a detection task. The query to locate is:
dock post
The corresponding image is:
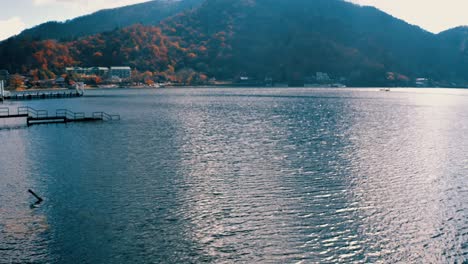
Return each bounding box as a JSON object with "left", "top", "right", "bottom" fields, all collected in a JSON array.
[
  {"left": 28, "top": 189, "right": 43, "bottom": 204},
  {"left": 0, "top": 80, "right": 4, "bottom": 102}
]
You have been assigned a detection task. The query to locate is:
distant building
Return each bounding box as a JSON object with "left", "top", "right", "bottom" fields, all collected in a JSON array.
[
  {"left": 208, "top": 77, "right": 217, "bottom": 85},
  {"left": 88, "top": 67, "right": 109, "bottom": 76},
  {"left": 66, "top": 67, "right": 86, "bottom": 75},
  {"left": 55, "top": 77, "right": 66, "bottom": 87},
  {"left": 110, "top": 67, "right": 131, "bottom": 79},
  {"left": 236, "top": 72, "right": 250, "bottom": 83},
  {"left": 415, "top": 78, "right": 429, "bottom": 87},
  {"left": 236, "top": 74, "right": 263, "bottom": 86},
  {"left": 66, "top": 67, "right": 109, "bottom": 77},
  {"left": 108, "top": 76, "right": 122, "bottom": 83}
]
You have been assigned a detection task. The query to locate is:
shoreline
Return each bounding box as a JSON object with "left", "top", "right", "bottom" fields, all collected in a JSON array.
[{"left": 8, "top": 84, "right": 468, "bottom": 92}]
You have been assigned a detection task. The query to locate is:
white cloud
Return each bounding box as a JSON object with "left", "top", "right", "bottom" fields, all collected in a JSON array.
[
  {"left": 29, "top": 0, "right": 151, "bottom": 25},
  {"left": 0, "top": 0, "right": 151, "bottom": 40},
  {"left": 347, "top": 0, "right": 468, "bottom": 33},
  {"left": 0, "top": 17, "right": 27, "bottom": 41},
  {"left": 32, "top": 0, "right": 150, "bottom": 11}
]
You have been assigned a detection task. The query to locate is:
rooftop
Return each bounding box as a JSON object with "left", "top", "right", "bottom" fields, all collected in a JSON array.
[{"left": 111, "top": 67, "right": 131, "bottom": 70}]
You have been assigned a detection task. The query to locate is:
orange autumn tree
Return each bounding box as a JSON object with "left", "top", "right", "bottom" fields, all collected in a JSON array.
[{"left": 9, "top": 74, "right": 24, "bottom": 90}]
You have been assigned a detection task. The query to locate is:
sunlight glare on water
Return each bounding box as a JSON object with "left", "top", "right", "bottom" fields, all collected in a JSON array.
[{"left": 0, "top": 88, "right": 467, "bottom": 263}]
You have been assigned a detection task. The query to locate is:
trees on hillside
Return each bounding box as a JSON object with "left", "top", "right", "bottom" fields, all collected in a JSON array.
[{"left": 9, "top": 74, "right": 24, "bottom": 89}]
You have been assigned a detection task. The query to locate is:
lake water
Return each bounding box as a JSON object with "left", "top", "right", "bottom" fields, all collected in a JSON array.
[{"left": 0, "top": 87, "right": 467, "bottom": 263}]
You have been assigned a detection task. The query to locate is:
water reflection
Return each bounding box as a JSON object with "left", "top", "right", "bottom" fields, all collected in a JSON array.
[
  {"left": 171, "top": 94, "right": 373, "bottom": 262},
  {"left": 347, "top": 91, "right": 468, "bottom": 262},
  {"left": 174, "top": 99, "right": 305, "bottom": 262},
  {"left": 0, "top": 88, "right": 467, "bottom": 263},
  {"left": 0, "top": 129, "right": 50, "bottom": 263}
]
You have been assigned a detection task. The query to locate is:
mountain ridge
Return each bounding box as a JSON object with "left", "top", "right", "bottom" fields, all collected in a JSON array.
[
  {"left": 1, "top": 0, "right": 468, "bottom": 86},
  {"left": 17, "top": 0, "right": 204, "bottom": 41}
]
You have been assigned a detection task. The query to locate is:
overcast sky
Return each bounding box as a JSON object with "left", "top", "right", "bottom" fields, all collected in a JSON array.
[
  {"left": 349, "top": 0, "right": 468, "bottom": 32},
  {"left": 1, "top": 0, "right": 468, "bottom": 41},
  {"left": 0, "top": 0, "right": 149, "bottom": 41}
]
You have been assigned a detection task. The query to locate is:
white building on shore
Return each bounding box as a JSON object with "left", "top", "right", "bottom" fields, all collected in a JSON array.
[
  {"left": 65, "top": 66, "right": 131, "bottom": 79},
  {"left": 110, "top": 67, "right": 132, "bottom": 79}
]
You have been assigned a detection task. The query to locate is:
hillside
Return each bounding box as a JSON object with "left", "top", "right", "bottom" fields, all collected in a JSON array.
[
  {"left": 1, "top": 0, "right": 468, "bottom": 86},
  {"left": 161, "top": 0, "right": 441, "bottom": 84},
  {"left": 18, "top": 0, "right": 203, "bottom": 41},
  {"left": 435, "top": 26, "right": 468, "bottom": 82}
]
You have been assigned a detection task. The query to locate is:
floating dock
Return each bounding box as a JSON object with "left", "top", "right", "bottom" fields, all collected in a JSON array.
[{"left": 0, "top": 107, "right": 120, "bottom": 127}]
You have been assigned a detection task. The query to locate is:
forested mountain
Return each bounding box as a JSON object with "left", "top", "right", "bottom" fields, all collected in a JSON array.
[
  {"left": 18, "top": 0, "right": 204, "bottom": 41},
  {"left": 162, "top": 0, "right": 440, "bottom": 84},
  {"left": 435, "top": 27, "right": 468, "bottom": 82},
  {"left": 1, "top": 0, "right": 468, "bottom": 86}
]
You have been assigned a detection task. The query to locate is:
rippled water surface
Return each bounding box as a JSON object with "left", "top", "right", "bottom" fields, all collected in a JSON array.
[{"left": 0, "top": 88, "right": 467, "bottom": 263}]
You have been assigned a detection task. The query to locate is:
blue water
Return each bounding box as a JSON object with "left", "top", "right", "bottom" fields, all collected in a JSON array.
[{"left": 0, "top": 88, "right": 467, "bottom": 263}]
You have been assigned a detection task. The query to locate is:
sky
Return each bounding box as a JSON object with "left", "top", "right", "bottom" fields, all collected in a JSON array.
[
  {"left": 0, "top": 0, "right": 149, "bottom": 40},
  {"left": 349, "top": 0, "right": 468, "bottom": 32},
  {"left": 1, "top": 0, "right": 468, "bottom": 41}
]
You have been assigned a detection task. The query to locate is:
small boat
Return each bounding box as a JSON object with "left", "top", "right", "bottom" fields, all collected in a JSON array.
[
  {"left": 158, "top": 82, "right": 169, "bottom": 88},
  {"left": 97, "top": 84, "right": 118, "bottom": 88},
  {"left": 331, "top": 83, "right": 347, "bottom": 88},
  {"left": 379, "top": 88, "right": 391, "bottom": 92}
]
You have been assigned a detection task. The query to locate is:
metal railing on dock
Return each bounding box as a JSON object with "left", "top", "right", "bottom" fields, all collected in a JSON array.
[
  {"left": 56, "top": 109, "right": 86, "bottom": 120},
  {"left": 0, "top": 106, "right": 120, "bottom": 127},
  {"left": 0, "top": 107, "right": 10, "bottom": 117},
  {"left": 4, "top": 89, "right": 83, "bottom": 101},
  {"left": 18, "top": 106, "right": 49, "bottom": 118},
  {"left": 93, "top": 112, "right": 121, "bottom": 121}
]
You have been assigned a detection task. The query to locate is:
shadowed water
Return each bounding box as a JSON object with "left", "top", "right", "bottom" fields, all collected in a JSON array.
[{"left": 0, "top": 88, "right": 467, "bottom": 263}]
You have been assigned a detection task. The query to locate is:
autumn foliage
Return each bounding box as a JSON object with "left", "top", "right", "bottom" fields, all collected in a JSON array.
[{"left": 0, "top": 23, "right": 221, "bottom": 84}]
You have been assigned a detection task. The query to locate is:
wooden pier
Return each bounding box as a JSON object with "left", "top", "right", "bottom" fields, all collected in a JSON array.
[
  {"left": 3, "top": 89, "right": 83, "bottom": 100},
  {"left": 0, "top": 106, "right": 120, "bottom": 127}
]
